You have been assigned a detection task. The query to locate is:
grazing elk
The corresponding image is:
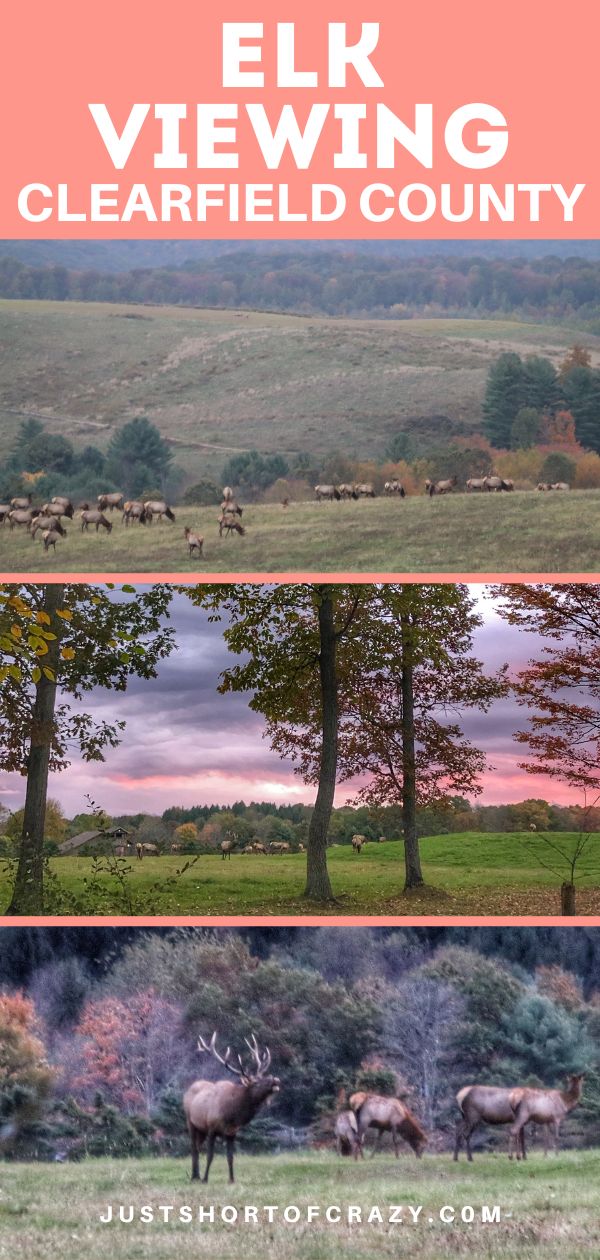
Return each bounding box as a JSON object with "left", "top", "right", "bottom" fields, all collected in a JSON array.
[
  {"left": 50, "top": 496, "right": 75, "bottom": 517},
  {"left": 9, "top": 508, "right": 40, "bottom": 529},
  {"left": 551, "top": 481, "right": 570, "bottom": 491},
  {"left": 384, "top": 480, "right": 406, "bottom": 497},
  {"left": 144, "top": 499, "right": 176, "bottom": 524},
  {"left": 97, "top": 492, "right": 124, "bottom": 512},
  {"left": 10, "top": 494, "right": 32, "bottom": 509},
  {"left": 0, "top": 505, "right": 11, "bottom": 525},
  {"left": 31, "top": 514, "right": 67, "bottom": 539},
  {"left": 353, "top": 482, "right": 376, "bottom": 498},
  {"left": 350, "top": 1092, "right": 426, "bottom": 1158},
  {"left": 335, "top": 1111, "right": 363, "bottom": 1159},
  {"left": 219, "top": 513, "right": 245, "bottom": 537},
  {"left": 426, "top": 477, "right": 457, "bottom": 496},
  {"left": 122, "top": 500, "right": 148, "bottom": 525},
  {"left": 466, "top": 477, "right": 487, "bottom": 492},
  {"left": 269, "top": 842, "right": 290, "bottom": 855},
  {"left": 483, "top": 475, "right": 513, "bottom": 492},
  {"left": 337, "top": 482, "right": 356, "bottom": 500},
  {"left": 184, "top": 526, "right": 204, "bottom": 557},
  {"left": 351, "top": 834, "right": 367, "bottom": 854},
  {"left": 315, "top": 484, "right": 341, "bottom": 501},
  {"left": 508, "top": 1074, "right": 585, "bottom": 1160},
  {"left": 252, "top": 842, "right": 267, "bottom": 854},
  {"left": 80, "top": 510, "right": 112, "bottom": 533},
  {"left": 454, "top": 1085, "right": 528, "bottom": 1161},
  {"left": 184, "top": 1032, "right": 280, "bottom": 1183}
]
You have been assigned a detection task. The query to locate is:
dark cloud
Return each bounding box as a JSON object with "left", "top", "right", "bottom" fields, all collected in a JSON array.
[{"left": 0, "top": 586, "right": 581, "bottom": 815}]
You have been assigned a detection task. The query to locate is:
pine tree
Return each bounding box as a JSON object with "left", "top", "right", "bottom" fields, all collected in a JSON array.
[{"left": 482, "top": 352, "right": 525, "bottom": 447}]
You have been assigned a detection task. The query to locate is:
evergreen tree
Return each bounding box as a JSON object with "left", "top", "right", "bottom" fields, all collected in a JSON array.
[
  {"left": 105, "top": 416, "right": 172, "bottom": 496},
  {"left": 483, "top": 352, "right": 524, "bottom": 447},
  {"left": 510, "top": 407, "right": 541, "bottom": 449}
]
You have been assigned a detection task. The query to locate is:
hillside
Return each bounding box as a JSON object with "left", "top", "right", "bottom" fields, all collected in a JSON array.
[{"left": 2, "top": 299, "right": 599, "bottom": 486}]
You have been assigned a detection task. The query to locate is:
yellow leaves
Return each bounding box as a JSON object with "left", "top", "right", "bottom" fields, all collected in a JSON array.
[
  {"left": 43, "top": 667, "right": 56, "bottom": 683},
  {"left": 55, "top": 609, "right": 73, "bottom": 621},
  {"left": 35, "top": 611, "right": 51, "bottom": 625},
  {"left": 11, "top": 624, "right": 22, "bottom": 639},
  {"left": 60, "top": 646, "right": 75, "bottom": 661},
  {"left": 31, "top": 666, "right": 41, "bottom": 684},
  {"left": 27, "top": 636, "right": 48, "bottom": 656}
]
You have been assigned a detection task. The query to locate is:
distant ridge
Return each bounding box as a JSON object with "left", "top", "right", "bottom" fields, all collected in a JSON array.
[{"left": 2, "top": 238, "right": 600, "bottom": 273}]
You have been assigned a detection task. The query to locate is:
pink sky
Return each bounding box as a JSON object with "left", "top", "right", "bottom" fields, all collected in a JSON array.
[{"left": 0, "top": 585, "right": 583, "bottom": 818}]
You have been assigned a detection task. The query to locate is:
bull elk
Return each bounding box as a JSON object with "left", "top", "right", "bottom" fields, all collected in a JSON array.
[
  {"left": 426, "top": 477, "right": 457, "bottom": 496},
  {"left": 184, "top": 1032, "right": 280, "bottom": 1183},
  {"left": 350, "top": 1092, "right": 426, "bottom": 1158},
  {"left": 221, "top": 839, "right": 236, "bottom": 859},
  {"left": 314, "top": 484, "right": 341, "bottom": 501},
  {"left": 509, "top": 1074, "right": 585, "bottom": 1160}
]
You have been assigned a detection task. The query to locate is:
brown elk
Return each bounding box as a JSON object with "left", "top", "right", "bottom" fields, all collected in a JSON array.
[
  {"left": 252, "top": 842, "right": 267, "bottom": 854},
  {"left": 221, "top": 839, "right": 236, "bottom": 860},
  {"left": 350, "top": 1092, "right": 426, "bottom": 1158},
  {"left": 383, "top": 480, "right": 406, "bottom": 497},
  {"left": 9, "top": 508, "right": 40, "bottom": 529},
  {"left": 136, "top": 842, "right": 159, "bottom": 859},
  {"left": 314, "top": 484, "right": 341, "bottom": 501},
  {"left": 220, "top": 499, "right": 243, "bottom": 516},
  {"left": 31, "top": 514, "right": 67, "bottom": 539},
  {"left": 144, "top": 499, "right": 176, "bottom": 524},
  {"left": 122, "top": 500, "right": 148, "bottom": 525},
  {"left": 426, "top": 477, "right": 457, "bottom": 496},
  {"left": 184, "top": 526, "right": 204, "bottom": 556},
  {"left": 10, "top": 494, "right": 32, "bottom": 509},
  {"left": 80, "top": 510, "right": 112, "bottom": 533},
  {"left": 50, "top": 496, "right": 75, "bottom": 517},
  {"left": 351, "top": 834, "right": 367, "bottom": 854},
  {"left": 335, "top": 1110, "right": 363, "bottom": 1159},
  {"left": 508, "top": 1074, "right": 585, "bottom": 1160},
  {"left": 184, "top": 1032, "right": 280, "bottom": 1183},
  {"left": 454, "top": 1085, "right": 527, "bottom": 1161},
  {"left": 98, "top": 492, "right": 124, "bottom": 512},
  {"left": 42, "top": 528, "right": 64, "bottom": 553},
  {"left": 466, "top": 477, "right": 487, "bottom": 492},
  {"left": 353, "top": 482, "right": 376, "bottom": 498},
  {"left": 219, "top": 513, "right": 246, "bottom": 537},
  {"left": 269, "top": 842, "right": 290, "bottom": 855}
]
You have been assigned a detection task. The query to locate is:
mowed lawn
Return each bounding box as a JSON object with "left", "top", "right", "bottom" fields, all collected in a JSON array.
[
  {"left": 2, "top": 835, "right": 600, "bottom": 916},
  {"left": 2, "top": 490, "right": 600, "bottom": 574},
  {"left": 1, "top": 1150, "right": 599, "bottom": 1260}
]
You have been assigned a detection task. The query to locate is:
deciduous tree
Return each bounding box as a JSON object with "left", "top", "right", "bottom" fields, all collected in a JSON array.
[{"left": 0, "top": 583, "right": 174, "bottom": 914}]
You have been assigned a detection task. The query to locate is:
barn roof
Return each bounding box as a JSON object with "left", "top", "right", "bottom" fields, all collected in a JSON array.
[{"left": 58, "top": 826, "right": 130, "bottom": 854}]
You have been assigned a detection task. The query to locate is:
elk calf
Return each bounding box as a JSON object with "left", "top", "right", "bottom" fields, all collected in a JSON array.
[{"left": 335, "top": 1111, "right": 363, "bottom": 1159}]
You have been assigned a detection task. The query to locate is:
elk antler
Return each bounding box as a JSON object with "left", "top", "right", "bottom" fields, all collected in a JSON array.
[
  {"left": 197, "top": 1031, "right": 246, "bottom": 1077},
  {"left": 244, "top": 1033, "right": 272, "bottom": 1077}
]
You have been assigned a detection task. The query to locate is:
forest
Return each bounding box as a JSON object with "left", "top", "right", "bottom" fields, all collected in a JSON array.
[
  {"left": 1, "top": 926, "right": 600, "bottom": 1163},
  {"left": 2, "top": 248, "right": 600, "bottom": 324}
]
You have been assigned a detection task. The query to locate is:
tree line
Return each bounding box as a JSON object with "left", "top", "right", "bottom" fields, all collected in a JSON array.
[
  {"left": 1, "top": 927, "right": 600, "bottom": 1163},
  {"left": 3, "top": 250, "right": 600, "bottom": 322}
]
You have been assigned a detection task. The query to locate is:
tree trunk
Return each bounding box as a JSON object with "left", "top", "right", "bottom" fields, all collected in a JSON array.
[
  {"left": 400, "top": 601, "right": 424, "bottom": 890},
  {"left": 304, "top": 587, "right": 337, "bottom": 901},
  {"left": 5, "top": 584, "right": 65, "bottom": 915},
  {"left": 560, "top": 882, "right": 576, "bottom": 916}
]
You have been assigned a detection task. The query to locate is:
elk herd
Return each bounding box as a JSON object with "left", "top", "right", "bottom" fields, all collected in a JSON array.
[
  {"left": 0, "top": 485, "right": 247, "bottom": 560},
  {"left": 184, "top": 1031, "right": 585, "bottom": 1183},
  {"left": 315, "top": 474, "right": 571, "bottom": 500}
]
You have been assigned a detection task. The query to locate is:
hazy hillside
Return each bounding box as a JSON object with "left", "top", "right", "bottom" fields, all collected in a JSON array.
[
  {"left": 2, "top": 238, "right": 600, "bottom": 272},
  {"left": 3, "top": 300, "right": 598, "bottom": 481}
]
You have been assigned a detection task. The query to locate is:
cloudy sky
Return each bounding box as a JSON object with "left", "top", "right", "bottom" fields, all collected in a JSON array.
[{"left": 0, "top": 584, "right": 580, "bottom": 818}]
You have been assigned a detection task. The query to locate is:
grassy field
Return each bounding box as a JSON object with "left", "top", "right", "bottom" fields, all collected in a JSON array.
[
  {"left": 3, "top": 488, "right": 600, "bottom": 574},
  {"left": 2, "top": 834, "right": 599, "bottom": 917},
  {"left": 1, "top": 1150, "right": 599, "bottom": 1260},
  {"left": 3, "top": 300, "right": 598, "bottom": 474}
]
